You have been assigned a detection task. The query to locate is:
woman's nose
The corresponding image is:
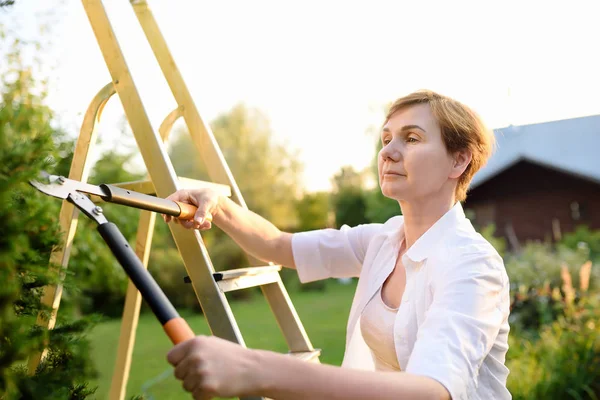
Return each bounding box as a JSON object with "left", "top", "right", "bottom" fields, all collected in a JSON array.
[{"left": 380, "top": 141, "right": 401, "bottom": 162}]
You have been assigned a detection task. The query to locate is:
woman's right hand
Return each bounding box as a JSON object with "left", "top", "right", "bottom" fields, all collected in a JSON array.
[{"left": 163, "top": 188, "right": 224, "bottom": 230}]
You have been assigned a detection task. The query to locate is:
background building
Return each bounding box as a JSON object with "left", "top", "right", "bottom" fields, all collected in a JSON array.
[{"left": 466, "top": 115, "right": 600, "bottom": 249}]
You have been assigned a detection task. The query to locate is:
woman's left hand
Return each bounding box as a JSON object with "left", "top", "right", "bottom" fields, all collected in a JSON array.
[{"left": 167, "top": 335, "right": 262, "bottom": 400}]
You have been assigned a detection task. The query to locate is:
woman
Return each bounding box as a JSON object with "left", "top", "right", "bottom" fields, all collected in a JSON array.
[{"left": 163, "top": 90, "right": 511, "bottom": 400}]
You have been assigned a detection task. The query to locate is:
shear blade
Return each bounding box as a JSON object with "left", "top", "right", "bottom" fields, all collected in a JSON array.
[
  {"left": 29, "top": 177, "right": 68, "bottom": 200},
  {"left": 29, "top": 171, "right": 106, "bottom": 200}
]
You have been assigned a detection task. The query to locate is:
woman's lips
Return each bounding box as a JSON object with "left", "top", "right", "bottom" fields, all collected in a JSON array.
[{"left": 383, "top": 171, "right": 405, "bottom": 176}]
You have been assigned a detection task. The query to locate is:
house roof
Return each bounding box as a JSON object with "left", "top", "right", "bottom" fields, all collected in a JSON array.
[{"left": 470, "top": 114, "right": 600, "bottom": 189}]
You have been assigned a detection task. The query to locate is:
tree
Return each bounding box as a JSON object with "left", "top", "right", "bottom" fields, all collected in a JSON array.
[
  {"left": 331, "top": 166, "right": 365, "bottom": 192},
  {"left": 0, "top": 34, "right": 97, "bottom": 398},
  {"left": 296, "top": 191, "right": 332, "bottom": 231},
  {"left": 146, "top": 103, "right": 305, "bottom": 302},
  {"left": 284, "top": 191, "right": 333, "bottom": 291},
  {"left": 169, "top": 103, "right": 302, "bottom": 228},
  {"left": 331, "top": 166, "right": 370, "bottom": 228}
]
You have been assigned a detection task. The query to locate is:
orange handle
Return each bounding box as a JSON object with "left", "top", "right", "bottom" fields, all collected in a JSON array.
[
  {"left": 163, "top": 317, "right": 195, "bottom": 344},
  {"left": 175, "top": 201, "right": 197, "bottom": 220},
  {"left": 174, "top": 202, "right": 214, "bottom": 225}
]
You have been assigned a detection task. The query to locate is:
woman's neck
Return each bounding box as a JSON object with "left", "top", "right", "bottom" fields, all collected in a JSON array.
[{"left": 399, "top": 196, "right": 456, "bottom": 250}]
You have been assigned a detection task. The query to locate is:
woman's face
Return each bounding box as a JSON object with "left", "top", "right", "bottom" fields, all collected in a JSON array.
[{"left": 378, "top": 103, "right": 458, "bottom": 203}]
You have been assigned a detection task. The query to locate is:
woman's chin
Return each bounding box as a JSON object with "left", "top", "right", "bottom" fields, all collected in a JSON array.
[{"left": 380, "top": 186, "right": 404, "bottom": 201}]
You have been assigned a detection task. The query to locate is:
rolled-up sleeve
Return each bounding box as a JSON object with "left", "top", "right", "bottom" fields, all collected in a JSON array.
[
  {"left": 291, "top": 223, "right": 382, "bottom": 283},
  {"left": 405, "top": 251, "right": 508, "bottom": 400}
]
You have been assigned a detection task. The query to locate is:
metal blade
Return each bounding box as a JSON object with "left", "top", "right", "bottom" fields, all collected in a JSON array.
[
  {"left": 29, "top": 172, "right": 108, "bottom": 200},
  {"left": 29, "top": 177, "right": 69, "bottom": 199},
  {"left": 64, "top": 180, "right": 107, "bottom": 197}
]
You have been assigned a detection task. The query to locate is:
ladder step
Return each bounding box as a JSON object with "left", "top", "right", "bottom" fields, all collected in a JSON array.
[
  {"left": 89, "top": 176, "right": 231, "bottom": 203},
  {"left": 215, "top": 265, "right": 282, "bottom": 292},
  {"left": 184, "top": 265, "right": 283, "bottom": 293},
  {"left": 288, "top": 350, "right": 321, "bottom": 363},
  {"left": 213, "top": 265, "right": 282, "bottom": 281}
]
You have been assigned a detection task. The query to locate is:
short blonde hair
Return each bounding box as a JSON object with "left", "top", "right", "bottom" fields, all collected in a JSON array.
[{"left": 385, "top": 89, "right": 495, "bottom": 202}]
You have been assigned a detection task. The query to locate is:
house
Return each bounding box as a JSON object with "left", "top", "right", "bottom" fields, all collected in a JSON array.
[{"left": 464, "top": 114, "right": 600, "bottom": 249}]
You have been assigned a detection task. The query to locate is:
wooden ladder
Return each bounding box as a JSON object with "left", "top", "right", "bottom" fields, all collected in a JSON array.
[{"left": 27, "top": 1, "right": 320, "bottom": 399}]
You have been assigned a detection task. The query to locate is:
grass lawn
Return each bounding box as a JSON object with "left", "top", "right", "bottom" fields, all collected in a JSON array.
[{"left": 88, "top": 280, "right": 357, "bottom": 399}]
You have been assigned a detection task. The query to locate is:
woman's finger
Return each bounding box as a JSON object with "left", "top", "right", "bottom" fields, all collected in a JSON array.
[
  {"left": 193, "top": 387, "right": 213, "bottom": 400},
  {"left": 182, "top": 375, "right": 201, "bottom": 393},
  {"left": 193, "top": 199, "right": 214, "bottom": 225},
  {"left": 180, "top": 219, "right": 196, "bottom": 229}
]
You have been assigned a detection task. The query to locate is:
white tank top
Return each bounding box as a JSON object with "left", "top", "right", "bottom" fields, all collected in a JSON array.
[{"left": 360, "top": 286, "right": 401, "bottom": 371}]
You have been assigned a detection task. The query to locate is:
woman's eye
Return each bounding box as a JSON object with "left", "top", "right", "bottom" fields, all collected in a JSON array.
[
  {"left": 382, "top": 138, "right": 391, "bottom": 145},
  {"left": 406, "top": 136, "right": 418, "bottom": 143}
]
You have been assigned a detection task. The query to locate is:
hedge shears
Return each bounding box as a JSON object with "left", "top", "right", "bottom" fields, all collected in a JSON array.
[{"left": 29, "top": 171, "right": 197, "bottom": 345}]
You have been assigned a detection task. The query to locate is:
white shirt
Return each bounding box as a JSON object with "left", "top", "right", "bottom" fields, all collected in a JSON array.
[{"left": 291, "top": 202, "right": 511, "bottom": 400}]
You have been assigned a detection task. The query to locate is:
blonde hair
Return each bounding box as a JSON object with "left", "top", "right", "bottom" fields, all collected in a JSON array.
[{"left": 385, "top": 89, "right": 495, "bottom": 202}]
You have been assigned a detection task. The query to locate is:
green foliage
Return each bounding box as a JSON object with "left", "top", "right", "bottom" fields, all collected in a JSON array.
[
  {"left": 506, "top": 241, "right": 596, "bottom": 294},
  {"left": 147, "top": 247, "right": 200, "bottom": 312},
  {"left": 505, "top": 239, "right": 597, "bottom": 333},
  {"left": 502, "top": 233, "right": 600, "bottom": 399},
  {"left": 0, "top": 37, "right": 97, "bottom": 398},
  {"left": 507, "top": 293, "right": 600, "bottom": 399},
  {"left": 275, "top": 191, "right": 333, "bottom": 292},
  {"left": 364, "top": 187, "right": 400, "bottom": 223},
  {"left": 333, "top": 189, "right": 369, "bottom": 228},
  {"left": 62, "top": 151, "right": 144, "bottom": 317},
  {"left": 296, "top": 191, "right": 331, "bottom": 231},
  {"left": 330, "top": 166, "right": 370, "bottom": 228},
  {"left": 560, "top": 225, "right": 600, "bottom": 263},
  {"left": 498, "top": 231, "right": 600, "bottom": 398}
]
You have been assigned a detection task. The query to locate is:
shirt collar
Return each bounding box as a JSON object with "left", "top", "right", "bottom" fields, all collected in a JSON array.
[{"left": 391, "top": 201, "right": 466, "bottom": 264}]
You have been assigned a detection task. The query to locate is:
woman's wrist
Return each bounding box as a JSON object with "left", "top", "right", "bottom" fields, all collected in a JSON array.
[
  {"left": 210, "top": 192, "right": 229, "bottom": 224},
  {"left": 246, "top": 349, "right": 274, "bottom": 396}
]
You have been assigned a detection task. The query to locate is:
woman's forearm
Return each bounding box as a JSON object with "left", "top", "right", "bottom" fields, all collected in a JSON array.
[
  {"left": 252, "top": 350, "right": 449, "bottom": 400},
  {"left": 213, "top": 196, "right": 296, "bottom": 268}
]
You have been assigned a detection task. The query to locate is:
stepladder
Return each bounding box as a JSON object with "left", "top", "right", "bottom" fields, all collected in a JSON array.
[{"left": 27, "top": 1, "right": 321, "bottom": 399}]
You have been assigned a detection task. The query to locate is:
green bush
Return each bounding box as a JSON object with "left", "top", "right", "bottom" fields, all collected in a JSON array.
[
  {"left": 507, "top": 292, "right": 600, "bottom": 399},
  {"left": 506, "top": 240, "right": 596, "bottom": 332},
  {"left": 560, "top": 225, "right": 600, "bottom": 264},
  {"left": 0, "top": 52, "right": 98, "bottom": 397},
  {"left": 506, "top": 242, "right": 593, "bottom": 292},
  {"left": 505, "top": 236, "right": 600, "bottom": 399},
  {"left": 147, "top": 247, "right": 202, "bottom": 312}
]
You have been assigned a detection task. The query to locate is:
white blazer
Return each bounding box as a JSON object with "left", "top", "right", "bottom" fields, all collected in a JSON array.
[{"left": 291, "top": 202, "right": 511, "bottom": 400}]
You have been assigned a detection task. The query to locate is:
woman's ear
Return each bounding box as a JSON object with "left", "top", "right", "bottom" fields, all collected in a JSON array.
[{"left": 449, "top": 149, "right": 472, "bottom": 179}]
